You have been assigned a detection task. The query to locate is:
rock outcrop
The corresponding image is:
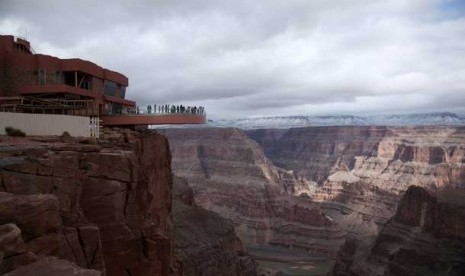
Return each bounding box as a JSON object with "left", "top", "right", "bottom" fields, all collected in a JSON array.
[
  {"left": 160, "top": 128, "right": 345, "bottom": 257},
  {"left": 330, "top": 185, "right": 465, "bottom": 276},
  {"left": 3, "top": 257, "right": 101, "bottom": 276},
  {"left": 173, "top": 176, "right": 257, "bottom": 275},
  {"left": 0, "top": 132, "right": 174, "bottom": 275}
]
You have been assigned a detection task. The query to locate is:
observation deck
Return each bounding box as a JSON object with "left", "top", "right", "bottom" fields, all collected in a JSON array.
[{"left": 101, "top": 105, "right": 206, "bottom": 126}]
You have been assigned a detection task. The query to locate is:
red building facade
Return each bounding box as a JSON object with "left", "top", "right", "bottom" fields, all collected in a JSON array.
[{"left": 0, "top": 35, "right": 135, "bottom": 116}]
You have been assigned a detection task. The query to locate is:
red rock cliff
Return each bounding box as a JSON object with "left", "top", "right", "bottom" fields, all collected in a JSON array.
[{"left": 0, "top": 132, "right": 174, "bottom": 275}]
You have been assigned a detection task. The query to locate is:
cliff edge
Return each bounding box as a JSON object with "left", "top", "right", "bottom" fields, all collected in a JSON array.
[{"left": 0, "top": 131, "right": 173, "bottom": 275}]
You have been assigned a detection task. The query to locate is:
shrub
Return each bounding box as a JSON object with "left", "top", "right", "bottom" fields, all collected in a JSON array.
[
  {"left": 61, "top": 131, "right": 71, "bottom": 137},
  {"left": 80, "top": 137, "right": 98, "bottom": 145},
  {"left": 5, "top": 126, "right": 26, "bottom": 137},
  {"left": 80, "top": 162, "right": 93, "bottom": 171},
  {"left": 60, "top": 131, "right": 72, "bottom": 142}
]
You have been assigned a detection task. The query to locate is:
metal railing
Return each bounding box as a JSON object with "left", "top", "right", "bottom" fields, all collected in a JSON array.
[
  {"left": 107, "top": 104, "right": 206, "bottom": 116},
  {"left": 13, "top": 36, "right": 36, "bottom": 54},
  {"left": 0, "top": 97, "right": 97, "bottom": 116}
]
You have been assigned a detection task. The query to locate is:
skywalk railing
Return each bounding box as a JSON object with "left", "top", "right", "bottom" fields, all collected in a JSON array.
[{"left": 107, "top": 104, "right": 206, "bottom": 116}]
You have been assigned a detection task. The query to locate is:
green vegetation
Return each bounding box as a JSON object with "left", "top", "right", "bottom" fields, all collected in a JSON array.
[
  {"left": 81, "top": 137, "right": 98, "bottom": 145},
  {"left": 5, "top": 126, "right": 26, "bottom": 137}
]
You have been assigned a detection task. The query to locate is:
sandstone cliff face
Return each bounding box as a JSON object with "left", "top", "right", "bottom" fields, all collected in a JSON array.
[
  {"left": 248, "top": 127, "right": 389, "bottom": 184},
  {"left": 248, "top": 126, "right": 465, "bottom": 235},
  {"left": 161, "top": 126, "right": 465, "bottom": 264},
  {"left": 173, "top": 176, "right": 257, "bottom": 276},
  {"left": 160, "top": 128, "right": 345, "bottom": 257},
  {"left": 0, "top": 132, "right": 174, "bottom": 275},
  {"left": 330, "top": 186, "right": 465, "bottom": 276},
  {"left": 249, "top": 126, "right": 465, "bottom": 189}
]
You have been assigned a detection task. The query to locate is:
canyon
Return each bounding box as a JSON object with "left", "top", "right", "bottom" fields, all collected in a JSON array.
[
  {"left": 160, "top": 128, "right": 346, "bottom": 258},
  {"left": 248, "top": 126, "right": 465, "bottom": 231},
  {"left": 161, "top": 125, "right": 465, "bottom": 274},
  {"left": 1, "top": 124, "right": 464, "bottom": 275}
]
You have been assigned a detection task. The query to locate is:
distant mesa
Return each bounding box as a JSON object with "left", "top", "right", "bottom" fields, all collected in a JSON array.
[{"left": 209, "top": 112, "right": 465, "bottom": 129}]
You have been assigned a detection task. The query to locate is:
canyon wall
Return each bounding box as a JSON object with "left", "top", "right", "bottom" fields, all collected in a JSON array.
[
  {"left": 160, "top": 128, "right": 346, "bottom": 257},
  {"left": 173, "top": 176, "right": 256, "bottom": 275},
  {"left": 248, "top": 126, "right": 465, "bottom": 234},
  {"left": 0, "top": 131, "right": 174, "bottom": 275},
  {"left": 330, "top": 185, "right": 465, "bottom": 276},
  {"left": 162, "top": 126, "right": 465, "bottom": 260}
]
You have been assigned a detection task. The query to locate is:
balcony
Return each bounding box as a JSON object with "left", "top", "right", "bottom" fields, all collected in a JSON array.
[
  {"left": 101, "top": 104, "right": 206, "bottom": 126},
  {"left": 17, "top": 84, "right": 98, "bottom": 99}
]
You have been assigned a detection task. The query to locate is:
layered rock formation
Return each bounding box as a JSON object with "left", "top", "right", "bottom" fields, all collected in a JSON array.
[
  {"left": 249, "top": 126, "right": 465, "bottom": 234},
  {"left": 3, "top": 257, "right": 101, "bottom": 276},
  {"left": 173, "top": 176, "right": 256, "bottom": 275},
  {"left": 330, "top": 186, "right": 465, "bottom": 276},
  {"left": 160, "top": 128, "right": 345, "bottom": 257},
  {"left": 248, "top": 127, "right": 389, "bottom": 183},
  {"left": 0, "top": 132, "right": 174, "bottom": 275},
  {"left": 161, "top": 126, "right": 465, "bottom": 265}
]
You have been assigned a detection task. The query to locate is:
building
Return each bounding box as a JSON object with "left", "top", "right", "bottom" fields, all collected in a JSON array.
[
  {"left": 0, "top": 35, "right": 206, "bottom": 127},
  {"left": 0, "top": 35, "right": 135, "bottom": 117}
]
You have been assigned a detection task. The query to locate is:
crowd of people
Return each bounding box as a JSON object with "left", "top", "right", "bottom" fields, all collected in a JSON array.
[{"left": 132, "top": 104, "right": 205, "bottom": 115}]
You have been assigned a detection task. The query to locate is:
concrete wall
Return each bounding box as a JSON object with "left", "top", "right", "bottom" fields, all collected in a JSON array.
[{"left": 0, "top": 112, "right": 99, "bottom": 137}]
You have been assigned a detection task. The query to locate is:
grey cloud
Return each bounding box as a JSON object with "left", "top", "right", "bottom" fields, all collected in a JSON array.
[{"left": 1, "top": 0, "right": 464, "bottom": 119}]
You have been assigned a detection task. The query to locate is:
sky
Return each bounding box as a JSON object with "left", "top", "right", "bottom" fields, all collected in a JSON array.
[{"left": 1, "top": 0, "right": 464, "bottom": 119}]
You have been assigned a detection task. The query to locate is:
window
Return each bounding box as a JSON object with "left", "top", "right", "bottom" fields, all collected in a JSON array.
[
  {"left": 39, "top": 68, "right": 46, "bottom": 85},
  {"left": 112, "top": 103, "right": 123, "bottom": 114},
  {"left": 120, "top": 86, "right": 126, "bottom": 98},
  {"left": 55, "top": 71, "right": 62, "bottom": 84},
  {"left": 104, "top": 80, "right": 116, "bottom": 96},
  {"left": 82, "top": 80, "right": 90, "bottom": 90},
  {"left": 105, "top": 102, "right": 123, "bottom": 115}
]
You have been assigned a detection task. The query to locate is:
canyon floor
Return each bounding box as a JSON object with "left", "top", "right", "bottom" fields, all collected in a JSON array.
[{"left": 249, "top": 245, "right": 333, "bottom": 275}]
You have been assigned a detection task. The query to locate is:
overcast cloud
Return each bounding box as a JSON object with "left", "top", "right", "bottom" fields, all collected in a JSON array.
[{"left": 1, "top": 0, "right": 464, "bottom": 118}]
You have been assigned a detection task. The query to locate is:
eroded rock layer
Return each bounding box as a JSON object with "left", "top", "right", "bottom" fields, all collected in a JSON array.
[
  {"left": 160, "top": 128, "right": 345, "bottom": 257},
  {"left": 0, "top": 132, "right": 174, "bottom": 275},
  {"left": 173, "top": 176, "right": 257, "bottom": 276},
  {"left": 330, "top": 186, "right": 465, "bottom": 276},
  {"left": 248, "top": 126, "right": 465, "bottom": 235},
  {"left": 162, "top": 126, "right": 465, "bottom": 262}
]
